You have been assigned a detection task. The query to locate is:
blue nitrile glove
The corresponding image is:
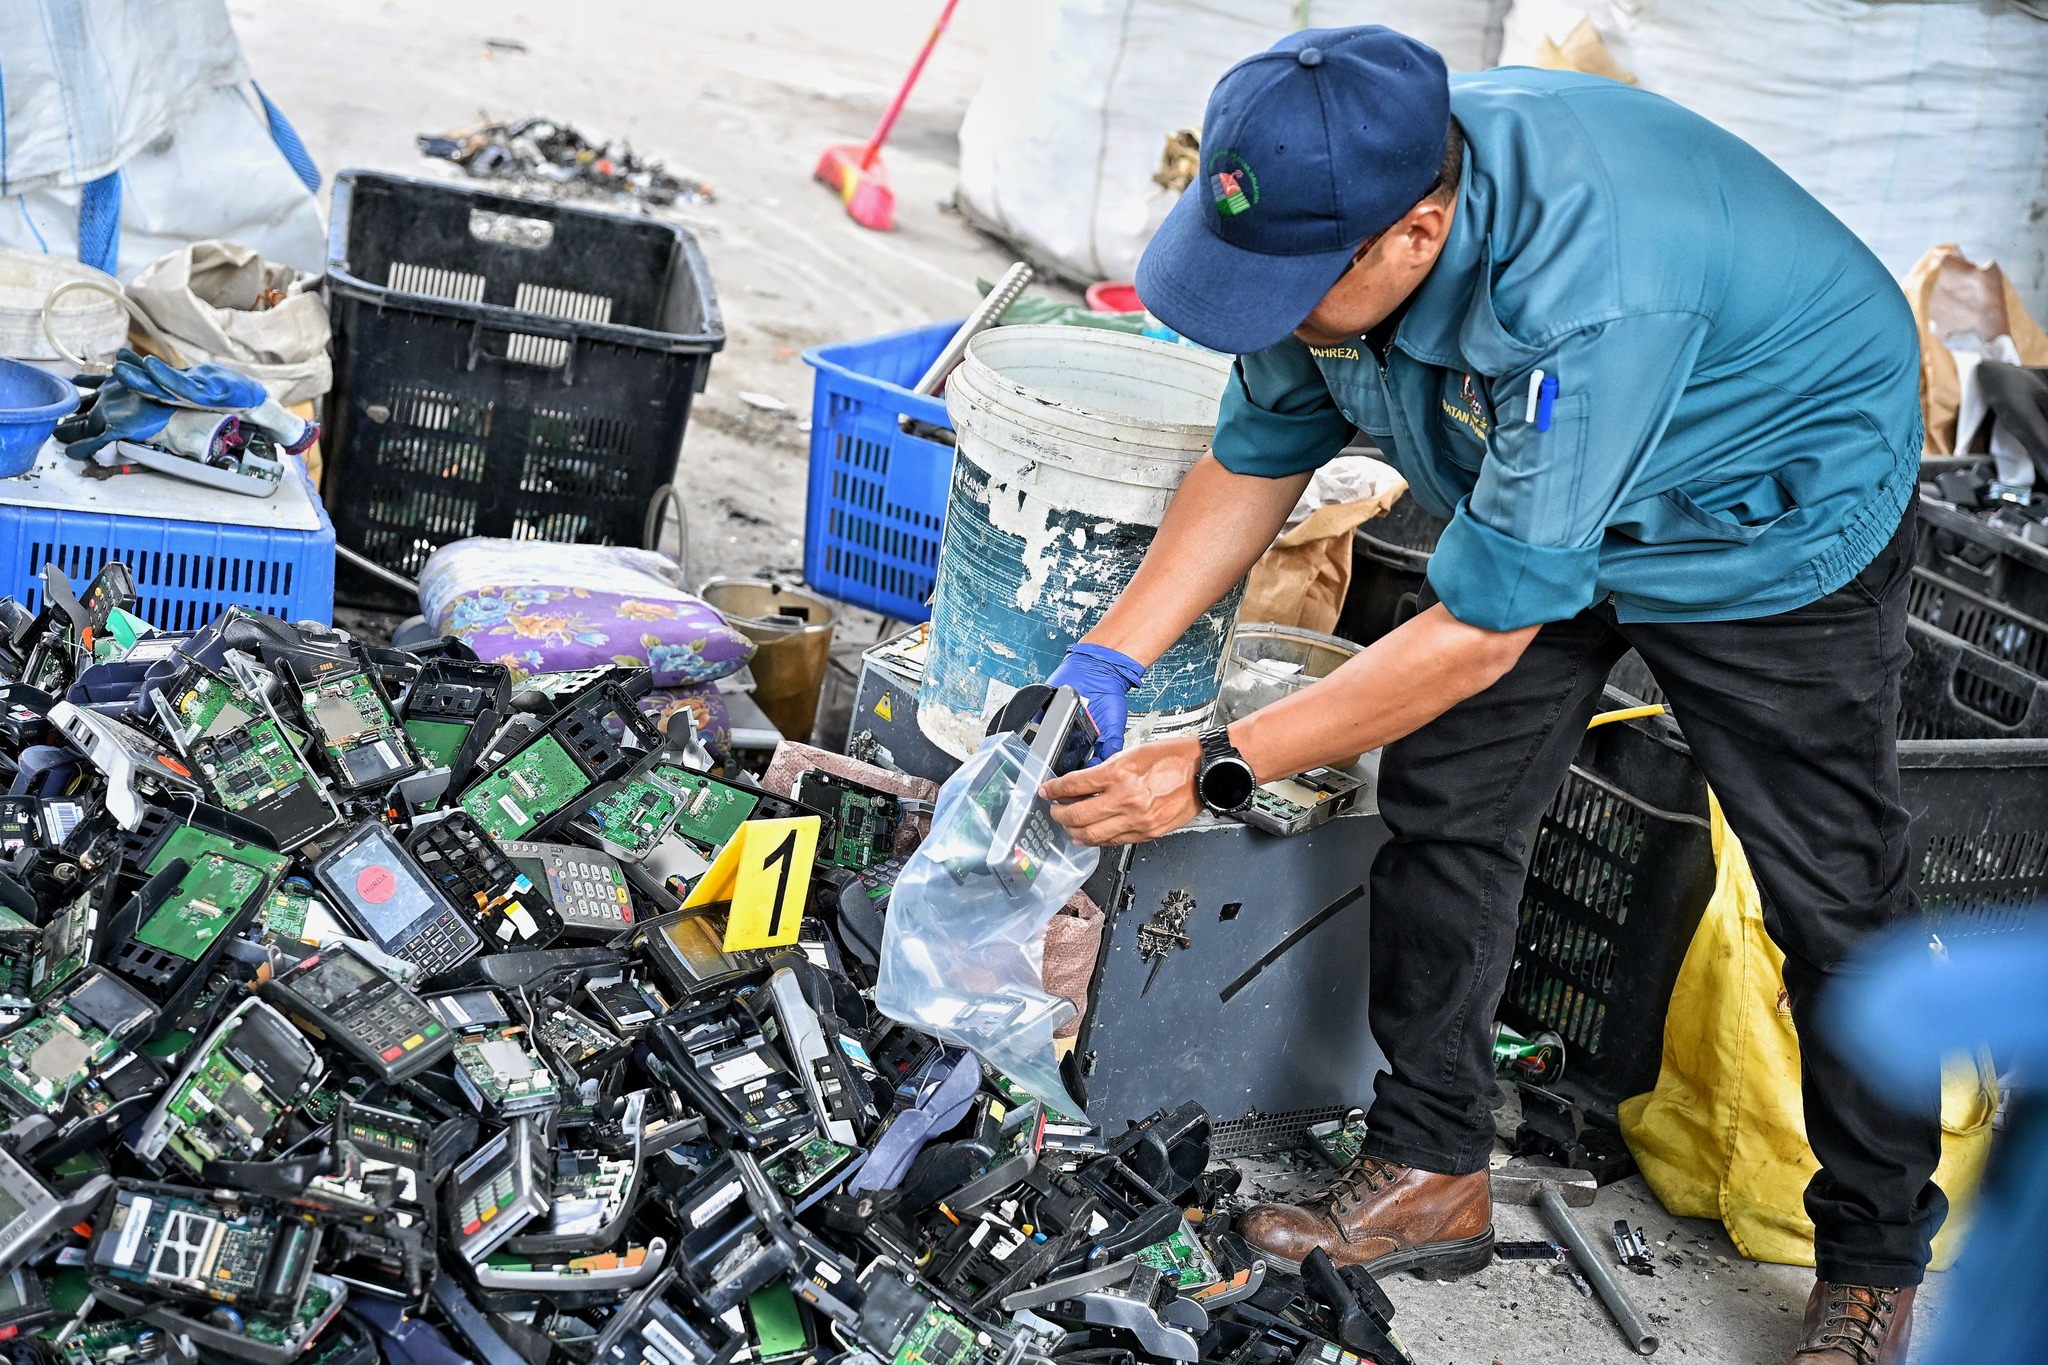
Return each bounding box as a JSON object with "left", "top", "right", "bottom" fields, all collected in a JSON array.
[{"left": 1048, "top": 641, "right": 1145, "bottom": 762}]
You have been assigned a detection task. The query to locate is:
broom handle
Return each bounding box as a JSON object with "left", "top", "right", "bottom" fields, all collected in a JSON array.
[{"left": 859, "top": 0, "right": 963, "bottom": 170}]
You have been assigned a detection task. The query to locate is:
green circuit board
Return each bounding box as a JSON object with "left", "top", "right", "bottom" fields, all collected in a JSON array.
[
  {"left": 893, "top": 1303, "right": 983, "bottom": 1365},
  {"left": 540, "top": 1149, "right": 633, "bottom": 1236},
  {"left": 0, "top": 1012, "right": 124, "bottom": 1111},
  {"left": 452, "top": 1025, "right": 559, "bottom": 1114},
  {"left": 45, "top": 1319, "right": 164, "bottom": 1365},
  {"left": 146, "top": 825, "right": 293, "bottom": 884},
  {"left": 242, "top": 1282, "right": 334, "bottom": 1347},
  {"left": 764, "top": 1134, "right": 854, "bottom": 1198},
  {"left": 533, "top": 1006, "right": 621, "bottom": 1069},
  {"left": 133, "top": 854, "right": 265, "bottom": 961},
  {"left": 461, "top": 734, "right": 592, "bottom": 840},
  {"left": 157, "top": 1004, "right": 320, "bottom": 1174},
  {"left": 796, "top": 771, "right": 900, "bottom": 871},
  {"left": 575, "top": 772, "right": 684, "bottom": 858},
  {"left": 95, "top": 1188, "right": 289, "bottom": 1304},
  {"left": 404, "top": 717, "right": 470, "bottom": 769},
  {"left": 30, "top": 888, "right": 97, "bottom": 1000},
  {"left": 164, "top": 670, "right": 328, "bottom": 819},
  {"left": 664, "top": 768, "right": 759, "bottom": 850},
  {"left": 1135, "top": 1218, "right": 1221, "bottom": 1289},
  {"left": 298, "top": 667, "right": 414, "bottom": 791},
  {"left": 259, "top": 883, "right": 322, "bottom": 943}
]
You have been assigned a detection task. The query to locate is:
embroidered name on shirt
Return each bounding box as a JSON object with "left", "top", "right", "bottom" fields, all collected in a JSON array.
[
  {"left": 1442, "top": 371, "right": 1491, "bottom": 441},
  {"left": 1307, "top": 344, "right": 1361, "bottom": 360}
]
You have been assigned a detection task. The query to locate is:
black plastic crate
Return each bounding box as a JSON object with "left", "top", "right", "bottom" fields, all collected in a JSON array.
[
  {"left": 1522, "top": 655, "right": 2048, "bottom": 1109},
  {"left": 1907, "top": 565, "right": 2048, "bottom": 679},
  {"left": 323, "top": 171, "right": 724, "bottom": 605},
  {"left": 1333, "top": 493, "right": 1448, "bottom": 647},
  {"left": 1499, "top": 702, "right": 1716, "bottom": 1112},
  {"left": 1916, "top": 499, "right": 2048, "bottom": 624}
]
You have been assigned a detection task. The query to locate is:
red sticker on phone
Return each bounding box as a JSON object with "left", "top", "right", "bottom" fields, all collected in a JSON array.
[{"left": 356, "top": 865, "right": 396, "bottom": 904}]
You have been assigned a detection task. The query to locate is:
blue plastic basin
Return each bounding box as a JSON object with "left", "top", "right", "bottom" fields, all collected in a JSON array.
[{"left": 0, "top": 359, "right": 80, "bottom": 478}]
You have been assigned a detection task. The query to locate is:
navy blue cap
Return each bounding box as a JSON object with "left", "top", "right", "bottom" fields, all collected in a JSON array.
[{"left": 1136, "top": 26, "right": 1451, "bottom": 357}]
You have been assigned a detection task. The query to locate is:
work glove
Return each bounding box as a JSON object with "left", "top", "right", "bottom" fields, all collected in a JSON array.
[
  {"left": 54, "top": 382, "right": 173, "bottom": 461},
  {"left": 1047, "top": 641, "right": 1145, "bottom": 763},
  {"left": 111, "top": 349, "right": 317, "bottom": 454}
]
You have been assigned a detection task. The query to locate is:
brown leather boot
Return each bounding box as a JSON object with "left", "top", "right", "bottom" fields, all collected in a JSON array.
[
  {"left": 1235, "top": 1155, "right": 1494, "bottom": 1277},
  {"left": 1789, "top": 1282, "right": 1916, "bottom": 1364}
]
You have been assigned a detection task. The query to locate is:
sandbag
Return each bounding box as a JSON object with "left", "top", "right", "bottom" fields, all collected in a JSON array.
[
  {"left": 1619, "top": 796, "right": 1996, "bottom": 1270},
  {"left": 955, "top": 0, "right": 1504, "bottom": 285},
  {"left": 127, "top": 241, "right": 331, "bottom": 405}
]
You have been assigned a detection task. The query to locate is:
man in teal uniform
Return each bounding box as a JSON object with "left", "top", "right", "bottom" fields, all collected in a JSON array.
[{"left": 1040, "top": 27, "right": 1933, "bottom": 1365}]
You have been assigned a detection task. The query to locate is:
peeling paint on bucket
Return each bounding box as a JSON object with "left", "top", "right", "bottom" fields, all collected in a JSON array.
[{"left": 919, "top": 327, "right": 1239, "bottom": 760}]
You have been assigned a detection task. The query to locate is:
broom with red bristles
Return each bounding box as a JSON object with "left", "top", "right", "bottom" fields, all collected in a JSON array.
[{"left": 814, "top": 0, "right": 962, "bottom": 231}]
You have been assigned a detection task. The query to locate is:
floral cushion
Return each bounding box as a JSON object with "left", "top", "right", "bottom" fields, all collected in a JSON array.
[{"left": 418, "top": 539, "right": 753, "bottom": 687}]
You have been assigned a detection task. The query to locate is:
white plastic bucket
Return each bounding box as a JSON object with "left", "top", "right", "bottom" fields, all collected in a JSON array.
[
  {"left": 919, "top": 325, "right": 1237, "bottom": 759},
  {"left": 0, "top": 251, "right": 126, "bottom": 371}
]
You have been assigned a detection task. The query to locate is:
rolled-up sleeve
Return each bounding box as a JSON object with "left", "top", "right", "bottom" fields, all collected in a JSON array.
[
  {"left": 1210, "top": 338, "right": 1355, "bottom": 479},
  {"left": 1429, "top": 311, "right": 1710, "bottom": 631}
]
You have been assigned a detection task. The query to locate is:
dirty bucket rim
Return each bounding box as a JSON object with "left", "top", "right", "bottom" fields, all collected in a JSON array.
[{"left": 956, "top": 325, "right": 1230, "bottom": 440}]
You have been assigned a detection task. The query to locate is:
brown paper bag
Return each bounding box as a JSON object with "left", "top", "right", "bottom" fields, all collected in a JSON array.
[
  {"left": 1904, "top": 245, "right": 2048, "bottom": 453},
  {"left": 1243, "top": 485, "right": 1407, "bottom": 633}
]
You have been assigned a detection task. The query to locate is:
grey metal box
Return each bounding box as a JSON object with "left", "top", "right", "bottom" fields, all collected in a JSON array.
[
  {"left": 1076, "top": 797, "right": 1388, "bottom": 1155},
  {"left": 844, "top": 629, "right": 963, "bottom": 786}
]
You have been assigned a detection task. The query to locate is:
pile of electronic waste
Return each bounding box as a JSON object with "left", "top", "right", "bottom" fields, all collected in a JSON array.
[{"left": 0, "top": 561, "right": 1421, "bottom": 1365}]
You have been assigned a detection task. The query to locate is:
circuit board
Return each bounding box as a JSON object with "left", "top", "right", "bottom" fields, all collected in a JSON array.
[
  {"left": 132, "top": 853, "right": 265, "bottom": 961},
  {"left": 94, "top": 1187, "right": 290, "bottom": 1304},
  {"left": 297, "top": 667, "right": 415, "bottom": 792},
  {"left": 541, "top": 1148, "right": 633, "bottom": 1236},
  {"left": 1307, "top": 1113, "right": 1369, "bottom": 1169},
  {"left": 241, "top": 1281, "right": 335, "bottom": 1347},
  {"left": 258, "top": 882, "right": 323, "bottom": 943},
  {"left": 404, "top": 717, "right": 470, "bottom": 769},
  {"left": 154, "top": 1003, "right": 322, "bottom": 1174},
  {"left": 29, "top": 889, "right": 96, "bottom": 1000},
  {"left": 44, "top": 1318, "right": 165, "bottom": 1365},
  {"left": 894, "top": 1303, "right": 984, "bottom": 1365},
  {"left": 0, "top": 1012, "right": 123, "bottom": 1110},
  {"left": 1134, "top": 1218, "right": 1221, "bottom": 1289},
  {"left": 0, "top": 903, "right": 38, "bottom": 1015},
  {"left": 451, "top": 1026, "right": 559, "bottom": 1116},
  {"left": 662, "top": 768, "right": 759, "bottom": 850},
  {"left": 159, "top": 668, "right": 336, "bottom": 848},
  {"left": 575, "top": 771, "right": 685, "bottom": 859},
  {"left": 763, "top": 1134, "right": 854, "bottom": 1199},
  {"left": 795, "top": 771, "right": 901, "bottom": 871},
  {"left": 461, "top": 734, "right": 593, "bottom": 840},
  {"left": 146, "top": 825, "right": 292, "bottom": 885},
  {"left": 533, "top": 1006, "right": 622, "bottom": 1070}
]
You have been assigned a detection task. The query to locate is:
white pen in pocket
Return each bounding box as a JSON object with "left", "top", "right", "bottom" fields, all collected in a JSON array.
[{"left": 1525, "top": 368, "right": 1547, "bottom": 425}]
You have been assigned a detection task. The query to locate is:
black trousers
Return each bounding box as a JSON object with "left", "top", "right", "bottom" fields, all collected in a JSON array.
[{"left": 1359, "top": 509, "right": 1947, "bottom": 1287}]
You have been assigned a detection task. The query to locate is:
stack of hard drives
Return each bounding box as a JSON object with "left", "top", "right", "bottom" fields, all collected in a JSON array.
[{"left": 0, "top": 562, "right": 1421, "bottom": 1365}]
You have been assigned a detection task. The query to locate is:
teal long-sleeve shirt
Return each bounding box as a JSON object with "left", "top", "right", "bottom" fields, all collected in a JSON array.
[{"left": 1211, "top": 68, "right": 1922, "bottom": 631}]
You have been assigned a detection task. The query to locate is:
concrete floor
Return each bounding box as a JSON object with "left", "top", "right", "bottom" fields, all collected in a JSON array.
[
  {"left": 234, "top": 3, "right": 1953, "bottom": 1358},
  {"left": 1231, "top": 1088, "right": 1952, "bottom": 1364}
]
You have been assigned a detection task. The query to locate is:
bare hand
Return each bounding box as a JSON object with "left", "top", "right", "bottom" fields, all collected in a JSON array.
[{"left": 1040, "top": 737, "right": 1203, "bottom": 846}]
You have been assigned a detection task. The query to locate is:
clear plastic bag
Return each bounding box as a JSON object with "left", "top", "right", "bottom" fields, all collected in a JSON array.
[{"left": 875, "top": 733, "right": 1098, "bottom": 1116}]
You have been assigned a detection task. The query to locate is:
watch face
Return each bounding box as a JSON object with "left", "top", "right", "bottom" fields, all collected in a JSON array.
[{"left": 1200, "top": 758, "right": 1257, "bottom": 813}]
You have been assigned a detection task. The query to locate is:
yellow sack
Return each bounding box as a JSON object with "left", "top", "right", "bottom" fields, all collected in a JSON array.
[{"left": 1618, "top": 796, "right": 1997, "bottom": 1269}]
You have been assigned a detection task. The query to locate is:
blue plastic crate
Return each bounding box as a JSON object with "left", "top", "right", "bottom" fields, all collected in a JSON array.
[
  {"left": 0, "top": 462, "right": 335, "bottom": 631},
  {"left": 802, "top": 321, "right": 959, "bottom": 622}
]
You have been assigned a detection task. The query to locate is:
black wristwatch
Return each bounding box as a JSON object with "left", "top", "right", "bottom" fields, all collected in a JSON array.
[{"left": 1194, "top": 726, "right": 1257, "bottom": 813}]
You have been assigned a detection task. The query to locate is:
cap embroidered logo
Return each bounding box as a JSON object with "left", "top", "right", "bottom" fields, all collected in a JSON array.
[{"left": 1209, "top": 151, "right": 1258, "bottom": 217}]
